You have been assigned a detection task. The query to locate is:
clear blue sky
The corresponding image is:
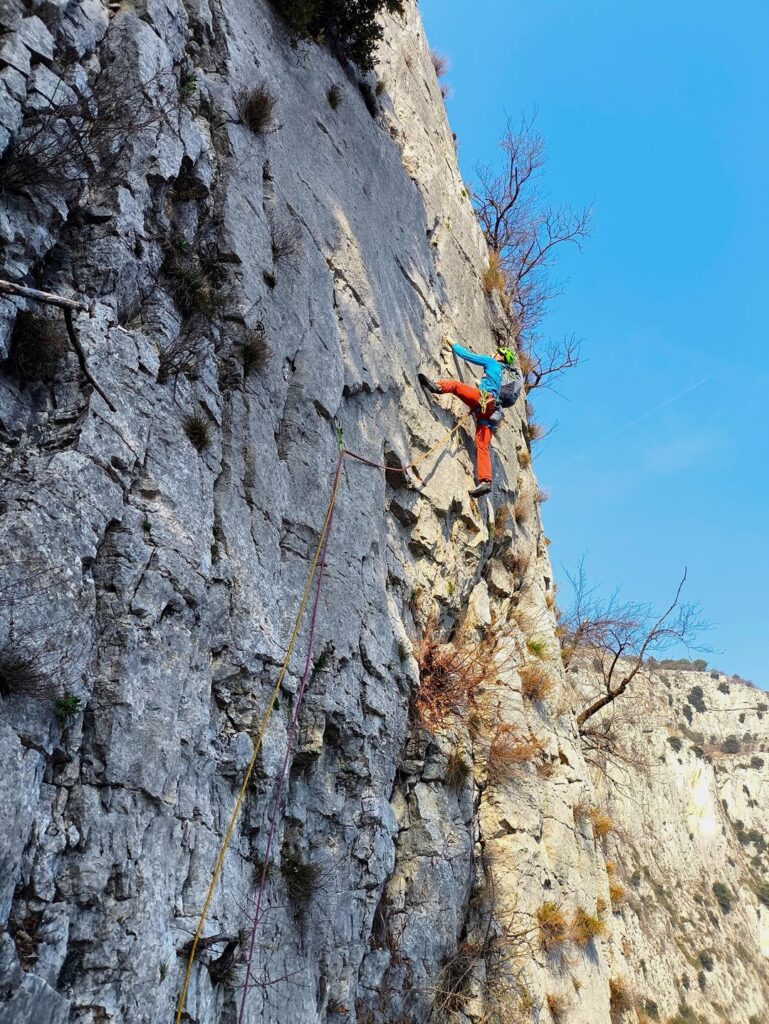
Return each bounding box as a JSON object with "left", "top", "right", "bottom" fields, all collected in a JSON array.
[{"left": 421, "top": 0, "right": 768, "bottom": 686}]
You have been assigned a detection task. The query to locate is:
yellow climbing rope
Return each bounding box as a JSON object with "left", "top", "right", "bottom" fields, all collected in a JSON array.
[
  {"left": 175, "top": 409, "right": 472, "bottom": 1023},
  {"left": 174, "top": 461, "right": 344, "bottom": 1024}
]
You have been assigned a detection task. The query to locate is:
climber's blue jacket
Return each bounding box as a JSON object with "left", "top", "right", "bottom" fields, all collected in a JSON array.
[{"left": 451, "top": 342, "right": 503, "bottom": 396}]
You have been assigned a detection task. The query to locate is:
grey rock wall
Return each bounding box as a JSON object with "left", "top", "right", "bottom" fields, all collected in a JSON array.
[{"left": 0, "top": 3, "right": 766, "bottom": 1024}]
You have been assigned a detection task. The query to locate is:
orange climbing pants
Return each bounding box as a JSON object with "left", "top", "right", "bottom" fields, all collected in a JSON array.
[{"left": 436, "top": 379, "right": 494, "bottom": 483}]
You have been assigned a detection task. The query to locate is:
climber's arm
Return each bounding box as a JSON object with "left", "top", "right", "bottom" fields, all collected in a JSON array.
[{"left": 450, "top": 342, "right": 496, "bottom": 373}]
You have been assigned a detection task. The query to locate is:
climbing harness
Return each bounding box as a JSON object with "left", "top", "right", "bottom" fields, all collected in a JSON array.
[{"left": 175, "top": 410, "right": 473, "bottom": 1024}]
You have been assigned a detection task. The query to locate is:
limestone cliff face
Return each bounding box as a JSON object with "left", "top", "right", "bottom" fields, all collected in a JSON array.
[
  {"left": 577, "top": 665, "right": 769, "bottom": 1024},
  {"left": 0, "top": 3, "right": 766, "bottom": 1024}
]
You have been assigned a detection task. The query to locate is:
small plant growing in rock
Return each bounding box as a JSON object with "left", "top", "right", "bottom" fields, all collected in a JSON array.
[
  {"left": 434, "top": 940, "right": 482, "bottom": 1014},
  {"left": 537, "top": 901, "right": 568, "bottom": 952},
  {"left": 721, "top": 735, "right": 740, "bottom": 754},
  {"left": 517, "top": 447, "right": 531, "bottom": 468},
  {"left": 527, "top": 418, "right": 546, "bottom": 443},
  {"left": 281, "top": 846, "right": 320, "bottom": 914},
  {"left": 570, "top": 907, "right": 605, "bottom": 945},
  {"left": 159, "top": 960, "right": 169, "bottom": 981},
  {"left": 327, "top": 84, "right": 342, "bottom": 109},
  {"left": 54, "top": 694, "right": 81, "bottom": 725},
  {"left": 183, "top": 413, "right": 213, "bottom": 452},
  {"left": 525, "top": 637, "right": 549, "bottom": 660},
  {"left": 487, "top": 725, "right": 543, "bottom": 783},
  {"left": 512, "top": 495, "right": 529, "bottom": 526},
  {"left": 519, "top": 664, "right": 554, "bottom": 702},
  {"left": 445, "top": 750, "right": 471, "bottom": 791},
  {"left": 238, "top": 85, "right": 277, "bottom": 134},
  {"left": 712, "top": 881, "right": 732, "bottom": 913},
  {"left": 535, "top": 486, "right": 551, "bottom": 503},
  {"left": 242, "top": 323, "right": 271, "bottom": 376},
  {"left": 165, "top": 258, "right": 218, "bottom": 317}
]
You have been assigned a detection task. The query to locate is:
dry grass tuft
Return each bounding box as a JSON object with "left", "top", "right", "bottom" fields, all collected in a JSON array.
[
  {"left": 546, "top": 992, "right": 569, "bottom": 1022},
  {"left": 535, "top": 487, "right": 551, "bottom": 504},
  {"left": 183, "top": 412, "right": 212, "bottom": 452},
  {"left": 519, "top": 664, "right": 554, "bottom": 702},
  {"left": 517, "top": 447, "right": 531, "bottom": 468},
  {"left": 569, "top": 907, "right": 605, "bottom": 946},
  {"left": 572, "top": 798, "right": 592, "bottom": 825},
  {"left": 537, "top": 902, "right": 569, "bottom": 952},
  {"left": 527, "top": 419, "right": 546, "bottom": 442},
  {"left": 488, "top": 725, "right": 543, "bottom": 783},
  {"left": 512, "top": 495, "right": 529, "bottom": 527},
  {"left": 239, "top": 84, "right": 277, "bottom": 133},
  {"left": 609, "top": 976, "right": 634, "bottom": 1015},
  {"left": 414, "top": 618, "right": 499, "bottom": 732},
  {"left": 609, "top": 880, "right": 626, "bottom": 905},
  {"left": 589, "top": 808, "right": 615, "bottom": 837},
  {"left": 327, "top": 84, "right": 342, "bottom": 109},
  {"left": 445, "top": 750, "right": 471, "bottom": 791},
  {"left": 482, "top": 250, "right": 506, "bottom": 295},
  {"left": 242, "top": 322, "right": 271, "bottom": 376}
]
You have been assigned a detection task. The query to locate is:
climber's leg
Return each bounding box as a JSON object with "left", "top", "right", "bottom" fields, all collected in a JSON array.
[
  {"left": 435, "top": 379, "right": 481, "bottom": 409},
  {"left": 474, "top": 423, "right": 493, "bottom": 483}
]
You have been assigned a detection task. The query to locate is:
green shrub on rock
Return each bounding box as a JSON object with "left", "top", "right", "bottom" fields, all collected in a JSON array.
[{"left": 271, "top": 0, "right": 404, "bottom": 71}]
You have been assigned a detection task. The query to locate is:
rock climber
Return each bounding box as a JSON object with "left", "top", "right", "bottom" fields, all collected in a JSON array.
[{"left": 418, "top": 338, "right": 521, "bottom": 498}]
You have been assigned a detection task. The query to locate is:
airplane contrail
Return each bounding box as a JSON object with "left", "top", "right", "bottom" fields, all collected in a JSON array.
[{"left": 552, "top": 375, "right": 713, "bottom": 472}]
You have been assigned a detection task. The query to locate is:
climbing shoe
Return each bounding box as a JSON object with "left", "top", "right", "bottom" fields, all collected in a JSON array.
[
  {"left": 469, "top": 481, "right": 491, "bottom": 498},
  {"left": 418, "top": 372, "right": 441, "bottom": 396}
]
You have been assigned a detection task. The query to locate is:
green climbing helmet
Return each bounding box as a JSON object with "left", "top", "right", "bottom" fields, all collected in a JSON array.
[{"left": 497, "top": 344, "right": 516, "bottom": 366}]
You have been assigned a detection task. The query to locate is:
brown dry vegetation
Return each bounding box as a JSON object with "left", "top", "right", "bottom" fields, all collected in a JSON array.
[
  {"left": 546, "top": 992, "right": 569, "bottom": 1022},
  {"left": 488, "top": 725, "right": 543, "bottom": 783},
  {"left": 414, "top": 618, "right": 499, "bottom": 732},
  {"left": 537, "top": 902, "right": 568, "bottom": 951},
  {"left": 569, "top": 907, "right": 605, "bottom": 946},
  {"left": 519, "top": 664, "right": 554, "bottom": 702},
  {"left": 609, "top": 976, "right": 634, "bottom": 1015},
  {"left": 589, "top": 808, "right": 615, "bottom": 837},
  {"left": 482, "top": 250, "right": 507, "bottom": 295}
]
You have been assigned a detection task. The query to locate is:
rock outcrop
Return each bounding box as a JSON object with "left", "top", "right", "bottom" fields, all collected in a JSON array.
[{"left": 0, "top": 2, "right": 766, "bottom": 1024}]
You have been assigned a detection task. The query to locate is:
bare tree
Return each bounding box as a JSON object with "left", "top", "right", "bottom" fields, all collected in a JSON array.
[
  {"left": 473, "top": 111, "right": 591, "bottom": 384},
  {"left": 559, "top": 561, "right": 708, "bottom": 730}
]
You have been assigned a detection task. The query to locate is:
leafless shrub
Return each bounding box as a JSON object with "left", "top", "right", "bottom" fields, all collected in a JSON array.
[
  {"left": 430, "top": 50, "right": 449, "bottom": 78},
  {"left": 157, "top": 334, "right": 204, "bottom": 384},
  {"left": 238, "top": 85, "right": 277, "bottom": 134},
  {"left": 433, "top": 940, "right": 482, "bottom": 1014},
  {"left": 413, "top": 617, "right": 500, "bottom": 732},
  {"left": 0, "top": 66, "right": 172, "bottom": 198},
  {"left": 269, "top": 214, "right": 304, "bottom": 269},
  {"left": 546, "top": 991, "right": 570, "bottom": 1022},
  {"left": 7, "top": 312, "right": 70, "bottom": 384},
  {"left": 482, "top": 250, "right": 506, "bottom": 296},
  {"left": 473, "top": 111, "right": 591, "bottom": 369},
  {"left": 559, "top": 560, "right": 708, "bottom": 729},
  {"left": 0, "top": 646, "right": 50, "bottom": 699}
]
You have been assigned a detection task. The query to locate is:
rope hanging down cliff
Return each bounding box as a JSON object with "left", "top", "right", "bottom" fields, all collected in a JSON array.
[{"left": 175, "top": 410, "right": 472, "bottom": 1024}]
